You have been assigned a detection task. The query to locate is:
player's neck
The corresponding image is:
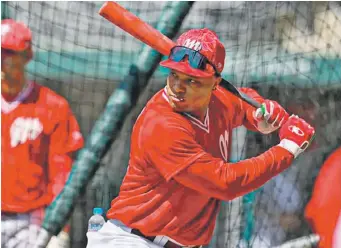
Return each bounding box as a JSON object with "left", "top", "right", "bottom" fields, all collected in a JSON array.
[
  {"left": 189, "top": 106, "right": 208, "bottom": 123},
  {"left": 189, "top": 97, "right": 211, "bottom": 123},
  {"left": 2, "top": 91, "right": 20, "bottom": 102},
  {"left": 1, "top": 77, "right": 28, "bottom": 102}
]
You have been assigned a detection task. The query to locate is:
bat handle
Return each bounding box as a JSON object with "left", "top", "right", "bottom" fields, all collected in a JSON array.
[
  {"left": 240, "top": 92, "right": 268, "bottom": 119},
  {"left": 240, "top": 92, "right": 262, "bottom": 109},
  {"left": 220, "top": 78, "right": 263, "bottom": 112}
]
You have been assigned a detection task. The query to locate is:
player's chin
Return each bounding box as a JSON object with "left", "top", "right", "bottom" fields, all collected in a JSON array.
[
  {"left": 170, "top": 101, "right": 191, "bottom": 112},
  {"left": 3, "top": 87, "right": 20, "bottom": 96},
  {"left": 2, "top": 84, "right": 15, "bottom": 95}
]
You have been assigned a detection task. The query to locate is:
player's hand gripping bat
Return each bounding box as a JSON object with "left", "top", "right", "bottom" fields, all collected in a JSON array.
[{"left": 99, "top": 1, "right": 261, "bottom": 109}]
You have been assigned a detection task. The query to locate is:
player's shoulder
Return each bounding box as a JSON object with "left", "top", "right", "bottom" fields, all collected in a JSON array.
[
  {"left": 136, "top": 89, "right": 193, "bottom": 130},
  {"left": 327, "top": 147, "right": 341, "bottom": 161},
  {"left": 34, "top": 82, "right": 70, "bottom": 110},
  {"left": 322, "top": 147, "right": 341, "bottom": 172},
  {"left": 213, "top": 86, "right": 240, "bottom": 108},
  {"left": 213, "top": 86, "right": 260, "bottom": 108}
]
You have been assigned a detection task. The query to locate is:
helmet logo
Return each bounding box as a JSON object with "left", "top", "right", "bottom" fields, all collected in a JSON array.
[{"left": 183, "top": 39, "right": 202, "bottom": 51}]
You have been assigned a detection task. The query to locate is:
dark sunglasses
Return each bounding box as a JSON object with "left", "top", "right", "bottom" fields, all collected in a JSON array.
[
  {"left": 1, "top": 48, "right": 31, "bottom": 58},
  {"left": 169, "top": 46, "right": 220, "bottom": 77}
]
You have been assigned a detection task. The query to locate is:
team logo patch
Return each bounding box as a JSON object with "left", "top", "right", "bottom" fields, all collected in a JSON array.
[
  {"left": 10, "top": 117, "right": 43, "bottom": 147},
  {"left": 288, "top": 125, "right": 304, "bottom": 136},
  {"left": 183, "top": 39, "right": 202, "bottom": 51},
  {"left": 1, "top": 24, "right": 10, "bottom": 37},
  {"left": 219, "top": 130, "right": 229, "bottom": 162},
  {"left": 72, "top": 131, "right": 82, "bottom": 140}
]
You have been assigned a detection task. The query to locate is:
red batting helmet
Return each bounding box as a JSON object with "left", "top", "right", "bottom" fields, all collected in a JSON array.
[{"left": 1, "top": 19, "right": 32, "bottom": 52}]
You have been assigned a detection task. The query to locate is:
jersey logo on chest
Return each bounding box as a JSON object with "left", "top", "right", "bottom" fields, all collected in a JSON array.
[
  {"left": 219, "top": 130, "right": 229, "bottom": 162},
  {"left": 10, "top": 117, "right": 43, "bottom": 147}
]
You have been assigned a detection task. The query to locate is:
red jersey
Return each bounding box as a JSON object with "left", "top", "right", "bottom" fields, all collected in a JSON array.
[
  {"left": 1, "top": 81, "right": 84, "bottom": 213},
  {"left": 107, "top": 86, "right": 294, "bottom": 245},
  {"left": 305, "top": 147, "right": 341, "bottom": 248}
]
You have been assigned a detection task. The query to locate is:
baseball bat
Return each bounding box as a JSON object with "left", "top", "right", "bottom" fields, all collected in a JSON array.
[{"left": 99, "top": 1, "right": 261, "bottom": 109}]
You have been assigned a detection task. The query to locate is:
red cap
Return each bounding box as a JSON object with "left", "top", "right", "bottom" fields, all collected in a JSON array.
[
  {"left": 160, "top": 28, "right": 225, "bottom": 78},
  {"left": 1, "top": 19, "right": 32, "bottom": 52}
]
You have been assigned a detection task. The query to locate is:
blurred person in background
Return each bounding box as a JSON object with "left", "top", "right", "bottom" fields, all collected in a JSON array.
[
  {"left": 1, "top": 19, "right": 84, "bottom": 248},
  {"left": 305, "top": 146, "right": 341, "bottom": 248},
  {"left": 251, "top": 170, "right": 303, "bottom": 247},
  {"left": 251, "top": 94, "right": 326, "bottom": 247}
]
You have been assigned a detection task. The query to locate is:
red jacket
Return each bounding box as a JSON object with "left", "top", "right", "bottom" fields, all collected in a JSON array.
[
  {"left": 305, "top": 147, "right": 341, "bottom": 248},
  {"left": 1, "top": 82, "right": 84, "bottom": 213}
]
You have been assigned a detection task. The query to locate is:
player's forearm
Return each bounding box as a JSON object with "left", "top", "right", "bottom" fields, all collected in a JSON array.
[
  {"left": 221, "top": 146, "right": 294, "bottom": 199},
  {"left": 48, "top": 153, "right": 73, "bottom": 200},
  {"left": 238, "top": 87, "right": 266, "bottom": 132},
  {"left": 175, "top": 146, "right": 293, "bottom": 200},
  {"left": 243, "top": 107, "right": 259, "bottom": 132},
  {"left": 48, "top": 179, "right": 67, "bottom": 201}
]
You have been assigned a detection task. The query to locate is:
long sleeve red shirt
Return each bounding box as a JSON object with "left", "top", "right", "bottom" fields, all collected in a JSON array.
[{"left": 107, "top": 86, "right": 294, "bottom": 245}]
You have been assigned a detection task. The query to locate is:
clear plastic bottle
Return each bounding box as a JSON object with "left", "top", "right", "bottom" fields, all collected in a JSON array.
[{"left": 88, "top": 207, "right": 105, "bottom": 232}]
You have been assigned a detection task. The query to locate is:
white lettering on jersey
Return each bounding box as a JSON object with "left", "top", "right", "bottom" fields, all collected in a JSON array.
[
  {"left": 183, "top": 39, "right": 202, "bottom": 51},
  {"left": 219, "top": 130, "right": 229, "bottom": 162},
  {"left": 10, "top": 117, "right": 43, "bottom": 147},
  {"left": 72, "top": 131, "right": 82, "bottom": 141},
  {"left": 1, "top": 24, "right": 10, "bottom": 36}
]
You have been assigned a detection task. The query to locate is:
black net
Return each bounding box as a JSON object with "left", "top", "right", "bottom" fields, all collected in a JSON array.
[{"left": 2, "top": 1, "right": 341, "bottom": 248}]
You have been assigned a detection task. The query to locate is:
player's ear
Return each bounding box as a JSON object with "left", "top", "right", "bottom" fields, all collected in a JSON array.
[
  {"left": 213, "top": 76, "right": 222, "bottom": 90},
  {"left": 23, "top": 47, "right": 33, "bottom": 64}
]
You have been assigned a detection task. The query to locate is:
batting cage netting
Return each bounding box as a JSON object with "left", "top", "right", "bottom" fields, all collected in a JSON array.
[{"left": 2, "top": 1, "right": 341, "bottom": 248}]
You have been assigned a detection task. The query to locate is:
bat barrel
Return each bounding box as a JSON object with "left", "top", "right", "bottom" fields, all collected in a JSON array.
[{"left": 99, "top": 1, "right": 174, "bottom": 56}]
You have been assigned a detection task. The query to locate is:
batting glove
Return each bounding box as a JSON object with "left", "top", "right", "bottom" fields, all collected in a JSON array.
[
  {"left": 254, "top": 100, "right": 289, "bottom": 134},
  {"left": 46, "top": 231, "right": 70, "bottom": 248},
  {"left": 33, "top": 228, "right": 53, "bottom": 248},
  {"left": 277, "top": 115, "right": 315, "bottom": 158}
]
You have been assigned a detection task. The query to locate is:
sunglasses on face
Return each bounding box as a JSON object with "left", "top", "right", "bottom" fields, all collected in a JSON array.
[
  {"left": 169, "top": 46, "right": 220, "bottom": 77},
  {"left": 1, "top": 48, "right": 31, "bottom": 61}
]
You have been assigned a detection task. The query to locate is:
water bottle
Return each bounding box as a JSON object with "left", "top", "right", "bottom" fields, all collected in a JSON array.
[{"left": 88, "top": 207, "right": 105, "bottom": 232}]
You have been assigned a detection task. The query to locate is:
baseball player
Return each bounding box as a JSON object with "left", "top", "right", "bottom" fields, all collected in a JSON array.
[
  {"left": 305, "top": 146, "right": 341, "bottom": 248},
  {"left": 1, "top": 19, "right": 84, "bottom": 247},
  {"left": 86, "top": 28, "right": 315, "bottom": 248}
]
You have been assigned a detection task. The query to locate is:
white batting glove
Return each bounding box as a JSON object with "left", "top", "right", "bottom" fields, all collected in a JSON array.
[
  {"left": 32, "top": 228, "right": 53, "bottom": 248},
  {"left": 46, "top": 231, "right": 70, "bottom": 248}
]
